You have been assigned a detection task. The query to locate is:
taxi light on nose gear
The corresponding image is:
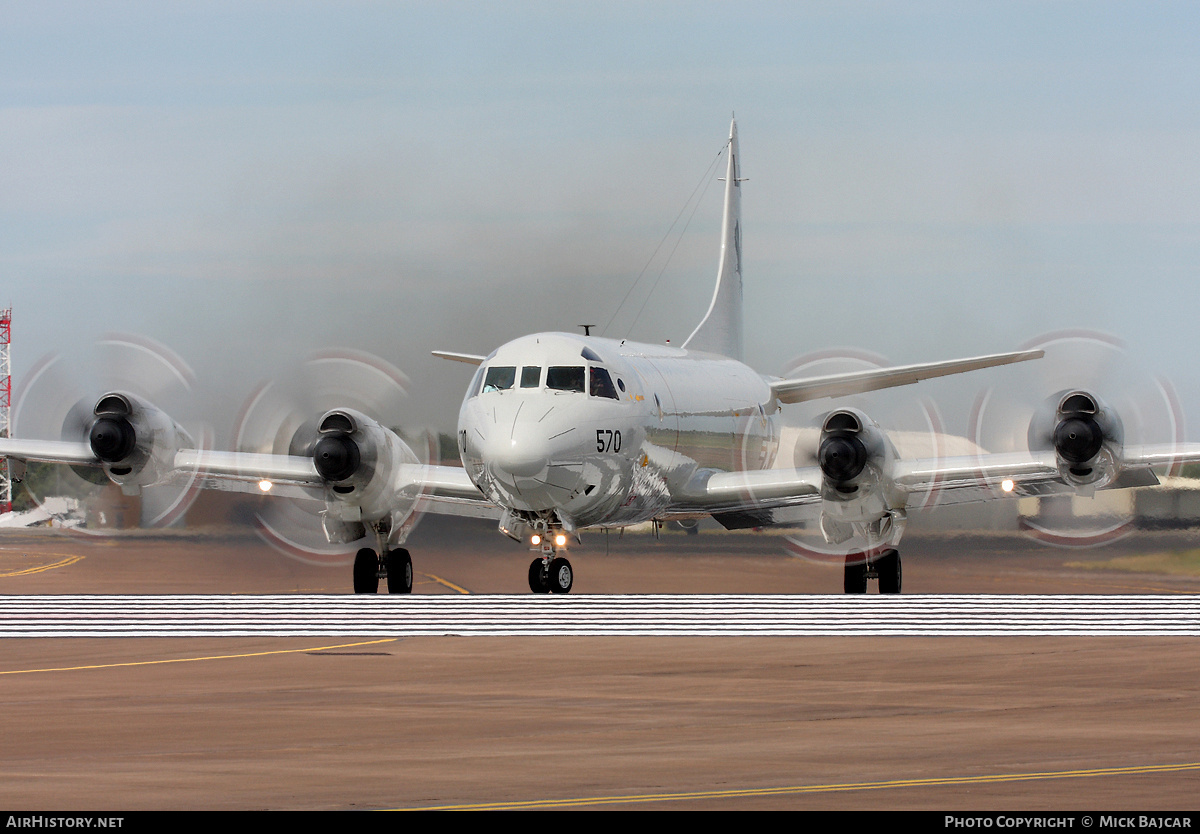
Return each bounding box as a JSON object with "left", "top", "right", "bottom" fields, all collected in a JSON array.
[
  {"left": 530, "top": 534, "right": 541, "bottom": 546},
  {"left": 555, "top": 534, "right": 567, "bottom": 547}
]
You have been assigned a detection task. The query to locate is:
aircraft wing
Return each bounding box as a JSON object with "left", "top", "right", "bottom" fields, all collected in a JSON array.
[
  {"left": 670, "top": 450, "right": 1065, "bottom": 518},
  {"left": 893, "top": 443, "right": 1200, "bottom": 501},
  {"left": 174, "top": 453, "right": 492, "bottom": 502},
  {"left": 173, "top": 449, "right": 321, "bottom": 485},
  {"left": 398, "top": 462, "right": 495, "bottom": 506},
  {"left": 670, "top": 455, "right": 1062, "bottom": 526},
  {"left": 892, "top": 450, "right": 1062, "bottom": 498},
  {"left": 677, "top": 467, "right": 823, "bottom": 514},
  {"left": 667, "top": 439, "right": 1200, "bottom": 530},
  {"left": 1119, "top": 443, "right": 1200, "bottom": 469},
  {"left": 431, "top": 350, "right": 486, "bottom": 366},
  {"left": 0, "top": 438, "right": 97, "bottom": 465},
  {"left": 668, "top": 466, "right": 823, "bottom": 528},
  {"left": 769, "top": 349, "right": 1044, "bottom": 404},
  {"left": 0, "top": 436, "right": 495, "bottom": 515}
]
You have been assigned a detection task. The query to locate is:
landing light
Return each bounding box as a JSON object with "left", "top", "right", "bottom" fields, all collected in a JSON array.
[
  {"left": 530, "top": 534, "right": 541, "bottom": 546},
  {"left": 554, "top": 533, "right": 567, "bottom": 547},
  {"left": 1001, "top": 478, "right": 1014, "bottom": 493},
  {"left": 258, "top": 480, "right": 273, "bottom": 493}
]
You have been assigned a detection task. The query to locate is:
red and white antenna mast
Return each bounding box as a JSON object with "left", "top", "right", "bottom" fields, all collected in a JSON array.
[{"left": 0, "top": 307, "right": 11, "bottom": 513}]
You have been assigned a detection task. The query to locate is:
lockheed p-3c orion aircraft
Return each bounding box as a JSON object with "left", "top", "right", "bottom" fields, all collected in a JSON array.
[{"left": 3, "top": 119, "right": 1195, "bottom": 595}]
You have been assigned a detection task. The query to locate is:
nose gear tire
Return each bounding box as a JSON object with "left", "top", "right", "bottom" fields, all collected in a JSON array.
[
  {"left": 528, "top": 559, "right": 551, "bottom": 594},
  {"left": 548, "top": 557, "right": 573, "bottom": 594}
]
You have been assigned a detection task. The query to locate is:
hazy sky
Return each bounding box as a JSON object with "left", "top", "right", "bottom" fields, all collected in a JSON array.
[{"left": 4, "top": 2, "right": 1200, "bottom": 444}]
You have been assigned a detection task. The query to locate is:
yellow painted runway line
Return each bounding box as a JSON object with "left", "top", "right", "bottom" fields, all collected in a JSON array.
[
  {"left": 405, "top": 761, "right": 1200, "bottom": 810},
  {"left": 422, "top": 573, "right": 471, "bottom": 595},
  {"left": 0, "top": 638, "right": 397, "bottom": 675},
  {"left": 0, "top": 554, "right": 84, "bottom": 577}
]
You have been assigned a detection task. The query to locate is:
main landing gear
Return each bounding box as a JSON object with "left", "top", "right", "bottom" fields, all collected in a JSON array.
[
  {"left": 353, "top": 547, "right": 413, "bottom": 594},
  {"left": 844, "top": 548, "right": 901, "bottom": 594}
]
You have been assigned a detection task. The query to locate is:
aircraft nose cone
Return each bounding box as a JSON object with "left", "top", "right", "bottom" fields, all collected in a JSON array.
[
  {"left": 464, "top": 397, "right": 585, "bottom": 511},
  {"left": 492, "top": 439, "right": 547, "bottom": 478}
]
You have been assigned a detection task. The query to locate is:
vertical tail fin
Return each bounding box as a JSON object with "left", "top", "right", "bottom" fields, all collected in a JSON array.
[{"left": 683, "top": 118, "right": 743, "bottom": 360}]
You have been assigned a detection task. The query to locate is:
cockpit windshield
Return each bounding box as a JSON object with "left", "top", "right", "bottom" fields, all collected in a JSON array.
[
  {"left": 482, "top": 366, "right": 516, "bottom": 392},
  {"left": 589, "top": 367, "right": 620, "bottom": 400},
  {"left": 476, "top": 360, "right": 622, "bottom": 399},
  {"left": 547, "top": 366, "right": 585, "bottom": 392}
]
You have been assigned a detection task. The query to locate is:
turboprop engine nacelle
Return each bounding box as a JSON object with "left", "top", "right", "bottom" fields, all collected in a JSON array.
[
  {"left": 816, "top": 408, "right": 904, "bottom": 544},
  {"left": 817, "top": 409, "right": 888, "bottom": 497},
  {"left": 1029, "top": 391, "right": 1123, "bottom": 490},
  {"left": 87, "top": 392, "right": 193, "bottom": 493},
  {"left": 307, "top": 408, "right": 423, "bottom": 543}
]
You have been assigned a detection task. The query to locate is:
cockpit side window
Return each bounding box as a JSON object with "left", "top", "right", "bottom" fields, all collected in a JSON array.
[
  {"left": 467, "top": 364, "right": 485, "bottom": 399},
  {"left": 589, "top": 366, "right": 620, "bottom": 400},
  {"left": 482, "top": 366, "right": 516, "bottom": 393},
  {"left": 520, "top": 366, "right": 541, "bottom": 388},
  {"left": 546, "top": 366, "right": 585, "bottom": 392}
]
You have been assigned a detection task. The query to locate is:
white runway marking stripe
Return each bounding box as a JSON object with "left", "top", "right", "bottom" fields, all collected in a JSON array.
[{"left": 2, "top": 594, "right": 1200, "bottom": 637}]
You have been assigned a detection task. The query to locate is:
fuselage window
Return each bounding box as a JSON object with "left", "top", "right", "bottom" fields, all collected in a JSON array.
[
  {"left": 589, "top": 367, "right": 620, "bottom": 400},
  {"left": 520, "top": 366, "right": 541, "bottom": 388},
  {"left": 547, "top": 366, "right": 585, "bottom": 392},
  {"left": 482, "top": 366, "right": 516, "bottom": 393}
]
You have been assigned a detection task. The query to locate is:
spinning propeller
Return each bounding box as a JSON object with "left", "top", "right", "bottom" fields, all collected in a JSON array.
[
  {"left": 778, "top": 348, "right": 953, "bottom": 564},
  {"left": 233, "top": 349, "right": 432, "bottom": 564},
  {"left": 969, "top": 330, "right": 1185, "bottom": 546},
  {"left": 12, "top": 334, "right": 209, "bottom": 532}
]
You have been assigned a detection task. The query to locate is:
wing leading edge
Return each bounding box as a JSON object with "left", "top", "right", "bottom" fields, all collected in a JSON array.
[
  {"left": 0, "top": 437, "right": 493, "bottom": 512},
  {"left": 664, "top": 442, "right": 1200, "bottom": 527},
  {"left": 770, "top": 349, "right": 1044, "bottom": 404}
]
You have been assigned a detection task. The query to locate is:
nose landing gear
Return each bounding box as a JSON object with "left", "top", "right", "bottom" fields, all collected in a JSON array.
[
  {"left": 529, "top": 556, "right": 573, "bottom": 593},
  {"left": 528, "top": 523, "right": 573, "bottom": 594}
]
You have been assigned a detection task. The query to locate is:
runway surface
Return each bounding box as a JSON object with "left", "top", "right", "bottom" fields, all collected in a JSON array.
[
  {"left": 4, "top": 521, "right": 1200, "bottom": 809},
  {"left": 6, "top": 594, "right": 1200, "bottom": 637}
]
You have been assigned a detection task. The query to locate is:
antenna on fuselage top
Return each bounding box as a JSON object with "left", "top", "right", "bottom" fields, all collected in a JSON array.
[{"left": 578, "top": 324, "right": 595, "bottom": 336}]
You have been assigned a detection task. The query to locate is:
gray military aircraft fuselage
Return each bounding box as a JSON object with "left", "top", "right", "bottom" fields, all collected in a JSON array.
[{"left": 458, "top": 332, "right": 777, "bottom": 533}]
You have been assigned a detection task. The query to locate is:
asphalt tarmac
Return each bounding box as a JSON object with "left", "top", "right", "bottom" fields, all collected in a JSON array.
[{"left": 3, "top": 517, "right": 1200, "bottom": 810}]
